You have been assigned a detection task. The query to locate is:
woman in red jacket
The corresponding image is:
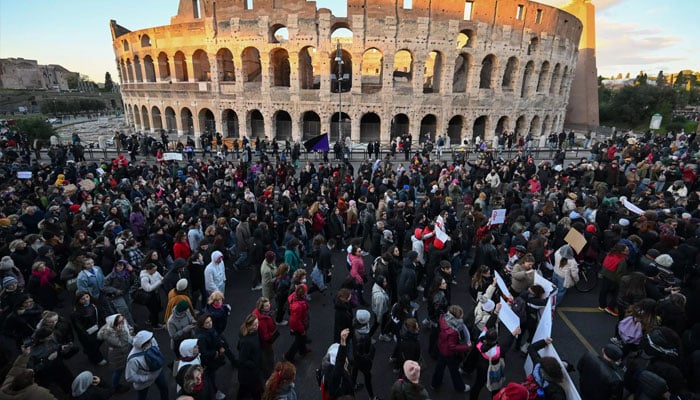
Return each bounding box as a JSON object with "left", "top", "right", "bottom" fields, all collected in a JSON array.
[
  {"left": 252, "top": 297, "right": 277, "bottom": 377},
  {"left": 284, "top": 284, "right": 311, "bottom": 363},
  {"left": 173, "top": 231, "right": 192, "bottom": 261},
  {"left": 430, "top": 305, "right": 472, "bottom": 393}
]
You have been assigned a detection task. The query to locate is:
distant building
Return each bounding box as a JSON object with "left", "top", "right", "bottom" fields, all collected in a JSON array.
[{"left": 0, "top": 58, "right": 79, "bottom": 91}]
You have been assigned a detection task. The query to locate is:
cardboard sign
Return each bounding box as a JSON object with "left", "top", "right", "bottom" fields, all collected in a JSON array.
[
  {"left": 494, "top": 270, "right": 511, "bottom": 298},
  {"left": 17, "top": 171, "right": 32, "bottom": 179},
  {"left": 498, "top": 298, "right": 521, "bottom": 333},
  {"left": 564, "top": 228, "right": 587, "bottom": 254},
  {"left": 163, "top": 152, "right": 184, "bottom": 161},
  {"left": 491, "top": 209, "right": 506, "bottom": 225}
]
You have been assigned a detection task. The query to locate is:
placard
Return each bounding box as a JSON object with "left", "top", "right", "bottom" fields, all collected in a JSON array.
[
  {"left": 534, "top": 272, "right": 555, "bottom": 297},
  {"left": 564, "top": 228, "right": 587, "bottom": 254},
  {"left": 498, "top": 298, "right": 521, "bottom": 333},
  {"left": 17, "top": 171, "right": 32, "bottom": 179},
  {"left": 163, "top": 152, "right": 184, "bottom": 161},
  {"left": 494, "top": 270, "right": 511, "bottom": 298},
  {"left": 490, "top": 209, "right": 506, "bottom": 225}
]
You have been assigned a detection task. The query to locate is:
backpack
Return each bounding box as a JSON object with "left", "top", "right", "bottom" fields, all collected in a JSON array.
[
  {"left": 128, "top": 345, "right": 165, "bottom": 372},
  {"left": 486, "top": 358, "right": 506, "bottom": 392},
  {"left": 521, "top": 374, "right": 544, "bottom": 400},
  {"left": 511, "top": 296, "right": 528, "bottom": 325},
  {"left": 618, "top": 316, "right": 643, "bottom": 345}
]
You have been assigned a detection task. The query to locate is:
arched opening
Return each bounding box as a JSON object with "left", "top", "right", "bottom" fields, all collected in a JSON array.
[
  {"left": 559, "top": 66, "right": 568, "bottom": 96},
  {"left": 423, "top": 51, "right": 442, "bottom": 93},
  {"left": 299, "top": 46, "right": 319, "bottom": 90},
  {"left": 453, "top": 53, "right": 471, "bottom": 93},
  {"left": 419, "top": 114, "right": 437, "bottom": 144},
  {"left": 141, "top": 106, "right": 150, "bottom": 131},
  {"left": 270, "top": 48, "right": 291, "bottom": 87},
  {"left": 122, "top": 40, "right": 129, "bottom": 51},
  {"left": 495, "top": 116, "right": 509, "bottom": 136},
  {"left": 164, "top": 107, "right": 176, "bottom": 132},
  {"left": 542, "top": 115, "right": 552, "bottom": 137},
  {"left": 473, "top": 116, "right": 487, "bottom": 142},
  {"left": 198, "top": 108, "right": 215, "bottom": 135},
  {"left": 330, "top": 25, "right": 353, "bottom": 42},
  {"left": 119, "top": 59, "right": 126, "bottom": 83},
  {"left": 151, "top": 106, "right": 163, "bottom": 130},
  {"left": 141, "top": 35, "right": 151, "bottom": 47},
  {"left": 174, "top": 51, "right": 188, "bottom": 82},
  {"left": 528, "top": 37, "right": 539, "bottom": 55},
  {"left": 502, "top": 57, "right": 518, "bottom": 90},
  {"left": 479, "top": 54, "right": 496, "bottom": 89},
  {"left": 270, "top": 25, "right": 289, "bottom": 43},
  {"left": 391, "top": 114, "right": 410, "bottom": 139},
  {"left": 181, "top": 107, "right": 194, "bottom": 135},
  {"left": 447, "top": 116, "right": 464, "bottom": 144},
  {"left": 158, "top": 53, "right": 171, "bottom": 81},
  {"left": 192, "top": 50, "right": 211, "bottom": 82},
  {"left": 274, "top": 110, "right": 292, "bottom": 140},
  {"left": 248, "top": 110, "right": 265, "bottom": 138},
  {"left": 361, "top": 48, "right": 383, "bottom": 94},
  {"left": 515, "top": 115, "right": 527, "bottom": 139},
  {"left": 521, "top": 61, "right": 535, "bottom": 97},
  {"left": 242, "top": 47, "right": 262, "bottom": 85},
  {"left": 143, "top": 56, "right": 156, "bottom": 82},
  {"left": 330, "top": 112, "right": 351, "bottom": 141},
  {"left": 360, "top": 113, "right": 381, "bottom": 143},
  {"left": 133, "top": 56, "right": 143, "bottom": 82},
  {"left": 456, "top": 30, "right": 475, "bottom": 49},
  {"left": 222, "top": 109, "right": 239, "bottom": 138},
  {"left": 330, "top": 49, "right": 352, "bottom": 93},
  {"left": 133, "top": 105, "right": 141, "bottom": 126},
  {"left": 549, "top": 63, "right": 561, "bottom": 95},
  {"left": 302, "top": 111, "right": 321, "bottom": 140},
  {"left": 126, "top": 59, "right": 134, "bottom": 83},
  {"left": 393, "top": 50, "right": 413, "bottom": 88},
  {"left": 537, "top": 61, "right": 550, "bottom": 93},
  {"left": 217, "top": 48, "right": 235, "bottom": 81},
  {"left": 529, "top": 116, "right": 542, "bottom": 138}
]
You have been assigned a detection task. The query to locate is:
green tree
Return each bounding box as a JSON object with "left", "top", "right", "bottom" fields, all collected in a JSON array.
[
  {"left": 14, "top": 117, "right": 54, "bottom": 140},
  {"left": 66, "top": 74, "right": 79, "bottom": 90},
  {"left": 104, "top": 72, "right": 114, "bottom": 91},
  {"left": 657, "top": 71, "right": 666, "bottom": 87},
  {"left": 625, "top": 72, "right": 631, "bottom": 79}
]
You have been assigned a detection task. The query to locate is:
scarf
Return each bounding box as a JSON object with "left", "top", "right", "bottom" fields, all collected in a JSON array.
[{"left": 32, "top": 268, "right": 54, "bottom": 286}]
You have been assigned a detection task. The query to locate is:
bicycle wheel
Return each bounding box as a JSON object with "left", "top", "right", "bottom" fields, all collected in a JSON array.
[{"left": 575, "top": 264, "right": 598, "bottom": 293}]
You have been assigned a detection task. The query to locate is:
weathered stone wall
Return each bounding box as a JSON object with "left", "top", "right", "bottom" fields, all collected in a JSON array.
[
  {"left": 0, "top": 58, "right": 78, "bottom": 91},
  {"left": 111, "top": 0, "right": 582, "bottom": 145}
]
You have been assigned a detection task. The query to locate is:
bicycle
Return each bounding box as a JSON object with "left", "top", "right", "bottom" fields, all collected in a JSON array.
[{"left": 575, "top": 260, "right": 599, "bottom": 293}]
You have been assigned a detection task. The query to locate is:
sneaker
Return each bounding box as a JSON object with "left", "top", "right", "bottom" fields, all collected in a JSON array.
[
  {"left": 605, "top": 307, "right": 619, "bottom": 317},
  {"left": 598, "top": 306, "right": 607, "bottom": 312},
  {"left": 215, "top": 390, "right": 226, "bottom": 400},
  {"left": 251, "top": 284, "right": 262, "bottom": 291},
  {"left": 463, "top": 384, "right": 471, "bottom": 392},
  {"left": 98, "top": 359, "right": 107, "bottom": 366},
  {"left": 276, "top": 320, "right": 288, "bottom": 326}
]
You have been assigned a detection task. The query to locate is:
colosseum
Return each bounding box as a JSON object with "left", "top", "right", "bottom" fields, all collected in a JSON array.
[{"left": 110, "top": 0, "right": 583, "bottom": 146}]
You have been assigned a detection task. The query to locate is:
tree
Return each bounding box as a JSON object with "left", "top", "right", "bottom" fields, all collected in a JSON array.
[
  {"left": 104, "top": 72, "right": 114, "bottom": 91},
  {"left": 625, "top": 72, "right": 631, "bottom": 79},
  {"left": 66, "top": 74, "right": 79, "bottom": 90},
  {"left": 657, "top": 71, "right": 666, "bottom": 87},
  {"left": 616, "top": 73, "right": 623, "bottom": 79},
  {"left": 15, "top": 117, "right": 54, "bottom": 141}
]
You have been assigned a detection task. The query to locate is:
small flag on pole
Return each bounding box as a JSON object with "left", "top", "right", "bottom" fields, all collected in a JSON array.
[{"left": 303, "top": 133, "right": 330, "bottom": 152}]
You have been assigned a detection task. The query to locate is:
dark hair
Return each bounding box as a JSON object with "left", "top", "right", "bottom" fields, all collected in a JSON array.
[
  {"left": 10, "top": 369, "right": 34, "bottom": 391},
  {"left": 529, "top": 285, "right": 545, "bottom": 298},
  {"left": 428, "top": 275, "right": 445, "bottom": 298},
  {"left": 539, "top": 356, "right": 564, "bottom": 383}
]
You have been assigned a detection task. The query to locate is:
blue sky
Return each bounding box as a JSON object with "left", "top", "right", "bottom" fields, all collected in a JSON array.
[{"left": 0, "top": 0, "right": 697, "bottom": 82}]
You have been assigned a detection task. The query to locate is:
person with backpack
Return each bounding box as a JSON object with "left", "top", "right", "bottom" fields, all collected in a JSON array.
[
  {"left": 391, "top": 317, "right": 422, "bottom": 373},
  {"left": 352, "top": 309, "right": 378, "bottom": 400},
  {"left": 430, "top": 305, "right": 472, "bottom": 393},
  {"left": 125, "top": 330, "right": 169, "bottom": 400},
  {"left": 389, "top": 360, "right": 430, "bottom": 400},
  {"left": 523, "top": 337, "right": 567, "bottom": 400}
]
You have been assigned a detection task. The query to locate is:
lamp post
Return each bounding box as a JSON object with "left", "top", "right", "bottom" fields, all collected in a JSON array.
[{"left": 334, "top": 42, "right": 344, "bottom": 143}]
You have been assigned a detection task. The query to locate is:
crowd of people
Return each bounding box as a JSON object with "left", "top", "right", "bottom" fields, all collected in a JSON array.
[{"left": 0, "top": 125, "right": 698, "bottom": 400}]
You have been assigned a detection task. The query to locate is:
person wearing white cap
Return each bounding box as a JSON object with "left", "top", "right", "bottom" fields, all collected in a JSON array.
[
  {"left": 352, "top": 309, "right": 378, "bottom": 399},
  {"left": 125, "top": 330, "right": 169, "bottom": 400}
]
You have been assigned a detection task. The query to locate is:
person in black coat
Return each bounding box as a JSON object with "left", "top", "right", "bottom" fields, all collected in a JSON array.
[
  {"left": 314, "top": 236, "right": 334, "bottom": 284},
  {"left": 577, "top": 344, "right": 624, "bottom": 400},
  {"left": 471, "top": 234, "right": 499, "bottom": 276},
  {"left": 70, "top": 291, "right": 106, "bottom": 366},
  {"left": 333, "top": 288, "right": 355, "bottom": 343},
  {"left": 237, "top": 314, "right": 264, "bottom": 400},
  {"left": 326, "top": 329, "right": 355, "bottom": 399},
  {"left": 398, "top": 252, "right": 419, "bottom": 301}
]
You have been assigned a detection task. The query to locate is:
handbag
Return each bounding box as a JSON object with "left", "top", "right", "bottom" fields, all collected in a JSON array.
[
  {"left": 486, "top": 358, "right": 506, "bottom": 391},
  {"left": 130, "top": 283, "right": 151, "bottom": 305}
]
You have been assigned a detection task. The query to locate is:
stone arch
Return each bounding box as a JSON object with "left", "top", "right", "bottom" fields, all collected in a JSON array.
[
  {"left": 174, "top": 51, "right": 188, "bottom": 82},
  {"left": 542, "top": 115, "right": 552, "bottom": 137},
  {"left": 479, "top": 54, "right": 497, "bottom": 89},
  {"left": 529, "top": 115, "right": 542, "bottom": 138},
  {"left": 133, "top": 104, "right": 141, "bottom": 126},
  {"left": 360, "top": 112, "right": 381, "bottom": 143},
  {"left": 126, "top": 59, "right": 134, "bottom": 83},
  {"left": 549, "top": 63, "right": 561, "bottom": 95},
  {"left": 361, "top": 48, "right": 383, "bottom": 94},
  {"left": 473, "top": 116, "right": 488, "bottom": 142},
  {"left": 248, "top": 110, "right": 265, "bottom": 138},
  {"left": 198, "top": 108, "right": 215, "bottom": 135},
  {"left": 391, "top": 113, "right": 410, "bottom": 139},
  {"left": 502, "top": 56, "right": 519, "bottom": 90},
  {"left": 143, "top": 55, "right": 156, "bottom": 82},
  {"left": 552, "top": 114, "right": 560, "bottom": 133},
  {"left": 447, "top": 116, "right": 464, "bottom": 144},
  {"left": 457, "top": 29, "right": 475, "bottom": 49},
  {"left": 521, "top": 61, "right": 535, "bottom": 97},
  {"left": 181, "top": 107, "right": 194, "bottom": 135},
  {"left": 559, "top": 66, "right": 569, "bottom": 96},
  {"left": 330, "top": 112, "right": 351, "bottom": 142},
  {"left": 164, "top": 107, "right": 177, "bottom": 132},
  {"left": 537, "top": 61, "right": 550, "bottom": 93},
  {"left": 274, "top": 110, "right": 292, "bottom": 140},
  {"left": 122, "top": 40, "right": 129, "bottom": 51},
  {"left": 423, "top": 51, "right": 443, "bottom": 93},
  {"left": 141, "top": 105, "right": 150, "bottom": 131},
  {"left": 528, "top": 37, "right": 539, "bottom": 55},
  {"left": 222, "top": 109, "right": 240, "bottom": 138},
  {"left": 133, "top": 55, "right": 143, "bottom": 82},
  {"left": 241, "top": 47, "right": 262, "bottom": 83},
  {"left": 495, "top": 116, "right": 510, "bottom": 136},
  {"left": 299, "top": 46, "right": 319, "bottom": 90},
  {"left": 158, "top": 52, "right": 171, "bottom": 81},
  {"left": 141, "top": 34, "right": 151, "bottom": 47},
  {"left": 453, "top": 53, "right": 472, "bottom": 93},
  {"left": 330, "top": 24, "right": 353, "bottom": 41},
  {"left": 330, "top": 48, "right": 352, "bottom": 92},
  {"left": 151, "top": 106, "right": 163, "bottom": 130},
  {"left": 302, "top": 111, "right": 321, "bottom": 140},
  {"left": 192, "top": 50, "right": 211, "bottom": 82},
  {"left": 270, "top": 24, "right": 289, "bottom": 43},
  {"left": 217, "top": 48, "right": 235, "bottom": 81},
  {"left": 515, "top": 115, "right": 527, "bottom": 138},
  {"left": 393, "top": 49, "right": 413, "bottom": 86},
  {"left": 270, "top": 48, "right": 291, "bottom": 87},
  {"left": 420, "top": 114, "right": 437, "bottom": 143}
]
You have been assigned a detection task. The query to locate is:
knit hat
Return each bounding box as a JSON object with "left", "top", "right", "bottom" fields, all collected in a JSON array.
[
  {"left": 69, "top": 204, "right": 81, "bottom": 214},
  {"left": 618, "top": 218, "right": 630, "bottom": 227},
  {"left": 265, "top": 251, "right": 276, "bottom": 262},
  {"left": 2, "top": 276, "right": 18, "bottom": 288},
  {"left": 0, "top": 256, "right": 14, "bottom": 271},
  {"left": 176, "top": 279, "right": 188, "bottom": 292},
  {"left": 413, "top": 228, "right": 422, "bottom": 240},
  {"left": 603, "top": 344, "right": 623, "bottom": 362},
  {"left": 403, "top": 360, "right": 421, "bottom": 384},
  {"left": 494, "top": 383, "right": 529, "bottom": 400},
  {"left": 175, "top": 300, "right": 189, "bottom": 312},
  {"left": 71, "top": 371, "right": 94, "bottom": 397},
  {"left": 654, "top": 254, "right": 673, "bottom": 268},
  {"left": 356, "top": 309, "right": 371, "bottom": 325},
  {"left": 173, "top": 258, "right": 187, "bottom": 270}
]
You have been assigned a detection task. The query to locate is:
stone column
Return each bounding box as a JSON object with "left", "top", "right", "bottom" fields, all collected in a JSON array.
[
  {"left": 319, "top": 56, "right": 331, "bottom": 93},
  {"left": 186, "top": 58, "right": 195, "bottom": 83},
  {"left": 292, "top": 117, "right": 301, "bottom": 142},
  {"left": 380, "top": 113, "right": 392, "bottom": 144},
  {"left": 209, "top": 54, "right": 220, "bottom": 89},
  {"left": 175, "top": 105, "right": 185, "bottom": 137},
  {"left": 413, "top": 59, "right": 425, "bottom": 97},
  {"left": 288, "top": 52, "right": 299, "bottom": 95},
  {"left": 260, "top": 59, "right": 270, "bottom": 90}
]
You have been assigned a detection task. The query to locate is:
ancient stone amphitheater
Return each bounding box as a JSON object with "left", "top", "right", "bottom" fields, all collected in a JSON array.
[{"left": 110, "top": 0, "right": 583, "bottom": 146}]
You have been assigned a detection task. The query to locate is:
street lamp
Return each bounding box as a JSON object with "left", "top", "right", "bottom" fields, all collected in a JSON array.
[{"left": 334, "top": 42, "right": 344, "bottom": 143}]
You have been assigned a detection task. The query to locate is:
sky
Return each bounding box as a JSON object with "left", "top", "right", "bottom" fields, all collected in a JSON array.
[{"left": 0, "top": 0, "right": 698, "bottom": 83}]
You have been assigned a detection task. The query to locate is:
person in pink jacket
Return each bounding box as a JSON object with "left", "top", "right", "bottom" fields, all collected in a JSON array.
[{"left": 348, "top": 245, "right": 368, "bottom": 306}]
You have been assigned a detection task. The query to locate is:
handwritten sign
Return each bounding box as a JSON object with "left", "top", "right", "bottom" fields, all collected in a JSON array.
[{"left": 17, "top": 171, "right": 32, "bottom": 179}]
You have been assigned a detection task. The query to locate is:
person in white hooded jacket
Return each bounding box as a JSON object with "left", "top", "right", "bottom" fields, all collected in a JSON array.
[
  {"left": 125, "top": 330, "right": 169, "bottom": 400},
  {"left": 174, "top": 339, "right": 201, "bottom": 392},
  {"left": 204, "top": 251, "right": 226, "bottom": 296},
  {"left": 96, "top": 313, "right": 132, "bottom": 392}
]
